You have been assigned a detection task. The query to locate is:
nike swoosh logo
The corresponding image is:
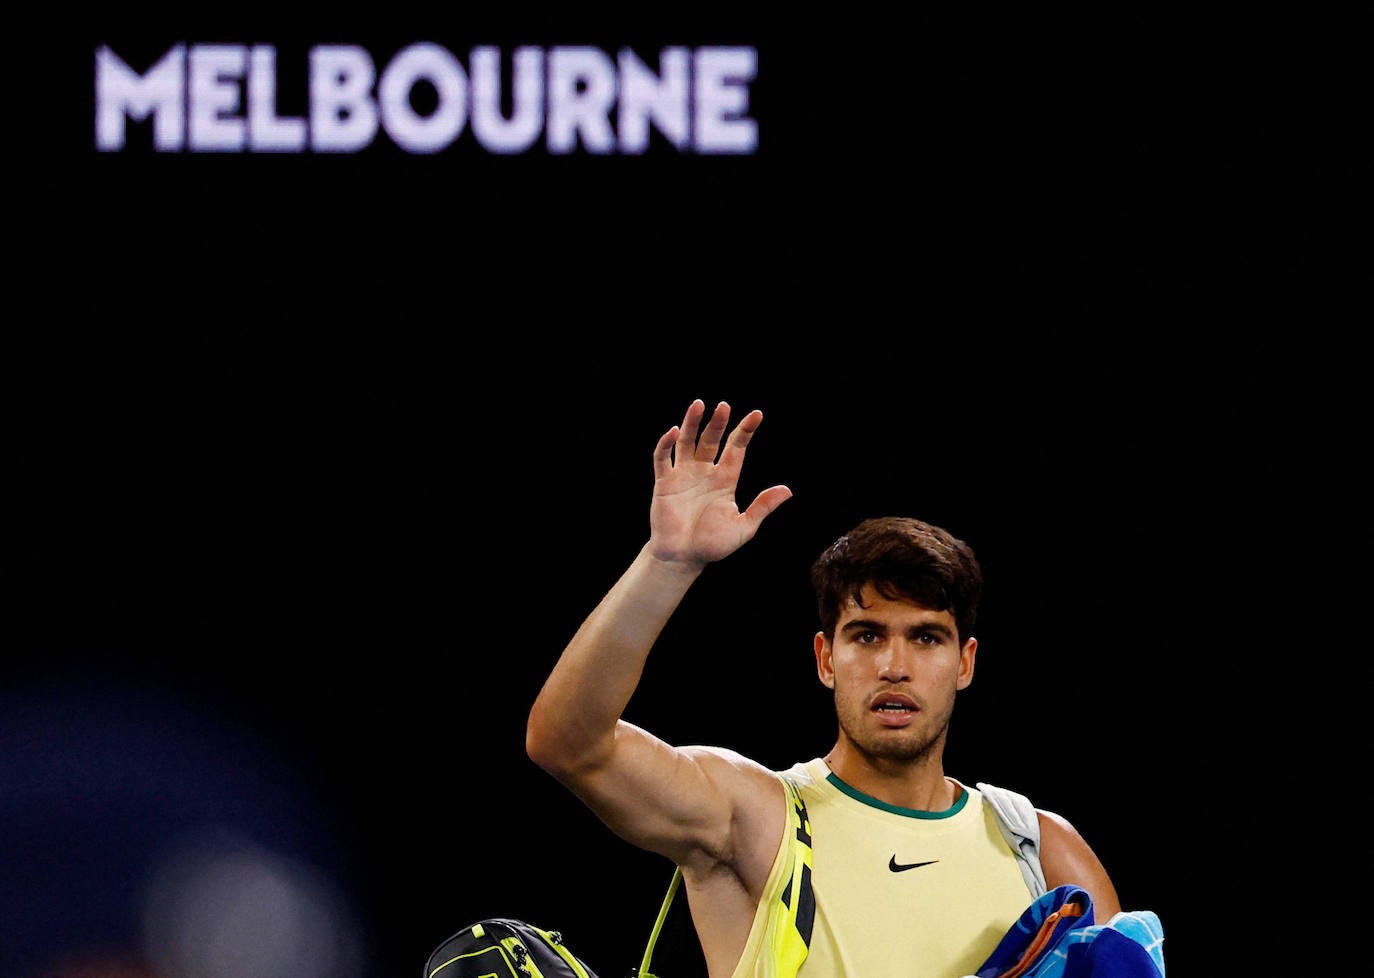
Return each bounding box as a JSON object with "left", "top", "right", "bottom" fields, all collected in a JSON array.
[{"left": 888, "top": 855, "right": 939, "bottom": 872}]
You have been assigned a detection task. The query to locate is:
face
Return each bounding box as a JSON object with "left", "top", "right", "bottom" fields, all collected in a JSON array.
[{"left": 814, "top": 583, "right": 976, "bottom": 764}]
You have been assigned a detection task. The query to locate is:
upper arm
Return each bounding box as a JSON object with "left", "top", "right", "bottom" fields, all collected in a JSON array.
[
  {"left": 547, "top": 718, "right": 785, "bottom": 881},
  {"left": 1036, "top": 809, "right": 1122, "bottom": 921}
]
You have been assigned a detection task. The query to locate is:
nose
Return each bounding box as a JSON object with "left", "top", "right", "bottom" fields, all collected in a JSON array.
[{"left": 876, "top": 643, "right": 912, "bottom": 683}]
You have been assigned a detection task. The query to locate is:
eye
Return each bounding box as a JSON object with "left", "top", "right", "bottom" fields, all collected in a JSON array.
[{"left": 856, "top": 630, "right": 880, "bottom": 645}]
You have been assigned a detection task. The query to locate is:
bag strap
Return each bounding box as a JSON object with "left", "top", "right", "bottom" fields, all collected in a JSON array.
[
  {"left": 632, "top": 774, "right": 813, "bottom": 978},
  {"left": 631, "top": 866, "right": 682, "bottom": 978}
]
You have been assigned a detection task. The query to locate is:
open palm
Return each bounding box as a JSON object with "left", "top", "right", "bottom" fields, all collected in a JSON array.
[{"left": 649, "top": 399, "right": 792, "bottom": 567}]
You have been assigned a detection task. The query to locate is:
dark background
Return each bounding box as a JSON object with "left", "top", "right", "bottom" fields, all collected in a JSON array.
[{"left": 9, "top": 6, "right": 1362, "bottom": 977}]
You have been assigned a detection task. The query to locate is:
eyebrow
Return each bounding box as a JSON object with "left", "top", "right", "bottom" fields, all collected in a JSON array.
[
  {"left": 839, "top": 618, "right": 955, "bottom": 639},
  {"left": 840, "top": 617, "right": 887, "bottom": 633}
]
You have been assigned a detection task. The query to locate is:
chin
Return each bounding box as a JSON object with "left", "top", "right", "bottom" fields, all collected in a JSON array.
[{"left": 859, "top": 736, "right": 933, "bottom": 764}]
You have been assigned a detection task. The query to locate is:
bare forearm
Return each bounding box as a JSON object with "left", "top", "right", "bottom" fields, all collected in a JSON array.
[
  {"left": 528, "top": 398, "right": 790, "bottom": 785},
  {"left": 526, "top": 543, "right": 703, "bottom": 774}
]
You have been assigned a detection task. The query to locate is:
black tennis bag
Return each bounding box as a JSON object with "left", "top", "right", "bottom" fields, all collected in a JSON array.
[
  {"left": 423, "top": 870, "right": 684, "bottom": 978},
  {"left": 423, "top": 917, "right": 603, "bottom": 978}
]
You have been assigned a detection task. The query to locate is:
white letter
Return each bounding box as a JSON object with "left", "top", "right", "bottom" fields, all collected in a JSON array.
[
  {"left": 547, "top": 47, "right": 616, "bottom": 154},
  {"left": 310, "top": 45, "right": 378, "bottom": 153},
  {"left": 618, "top": 48, "right": 688, "bottom": 153},
  {"left": 378, "top": 43, "right": 467, "bottom": 154},
  {"left": 95, "top": 45, "right": 184, "bottom": 152},
  {"left": 188, "top": 45, "right": 247, "bottom": 152},
  {"left": 470, "top": 46, "right": 543, "bottom": 154},
  {"left": 248, "top": 45, "right": 306, "bottom": 152},
  {"left": 694, "top": 47, "right": 757, "bottom": 154}
]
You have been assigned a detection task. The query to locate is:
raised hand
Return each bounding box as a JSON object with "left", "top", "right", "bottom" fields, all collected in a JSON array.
[{"left": 648, "top": 399, "right": 792, "bottom": 567}]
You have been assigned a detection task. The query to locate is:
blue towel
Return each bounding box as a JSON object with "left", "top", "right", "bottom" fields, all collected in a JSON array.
[{"left": 968, "top": 884, "right": 1165, "bottom": 978}]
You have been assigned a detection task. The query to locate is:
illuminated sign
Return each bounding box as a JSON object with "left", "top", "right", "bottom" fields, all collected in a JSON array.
[{"left": 95, "top": 44, "right": 759, "bottom": 155}]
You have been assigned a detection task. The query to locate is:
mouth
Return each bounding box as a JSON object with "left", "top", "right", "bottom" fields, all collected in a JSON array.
[{"left": 871, "top": 693, "right": 918, "bottom": 726}]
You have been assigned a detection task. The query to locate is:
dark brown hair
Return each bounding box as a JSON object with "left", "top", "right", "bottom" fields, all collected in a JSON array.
[{"left": 809, "top": 516, "right": 983, "bottom": 642}]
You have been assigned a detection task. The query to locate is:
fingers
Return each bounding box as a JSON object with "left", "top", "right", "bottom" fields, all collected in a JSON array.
[
  {"left": 741, "top": 484, "right": 794, "bottom": 528},
  {"left": 662, "top": 399, "right": 764, "bottom": 470},
  {"left": 694, "top": 401, "right": 731, "bottom": 461},
  {"left": 716, "top": 408, "right": 763, "bottom": 473},
  {"left": 652, "top": 424, "right": 679, "bottom": 481},
  {"left": 673, "top": 399, "right": 707, "bottom": 462}
]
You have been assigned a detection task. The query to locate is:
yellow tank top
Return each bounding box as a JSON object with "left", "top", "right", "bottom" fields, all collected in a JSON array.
[{"left": 729, "top": 758, "right": 1032, "bottom": 978}]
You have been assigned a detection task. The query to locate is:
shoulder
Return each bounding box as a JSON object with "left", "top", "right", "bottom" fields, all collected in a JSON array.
[
  {"left": 679, "top": 746, "right": 790, "bottom": 840},
  {"left": 1036, "top": 808, "right": 1084, "bottom": 846},
  {"left": 1035, "top": 808, "right": 1099, "bottom": 868},
  {"left": 1034, "top": 808, "right": 1122, "bottom": 920},
  {"left": 682, "top": 745, "right": 790, "bottom": 792}
]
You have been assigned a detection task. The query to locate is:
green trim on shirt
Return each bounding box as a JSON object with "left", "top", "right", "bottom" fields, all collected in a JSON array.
[{"left": 824, "top": 772, "right": 969, "bottom": 819}]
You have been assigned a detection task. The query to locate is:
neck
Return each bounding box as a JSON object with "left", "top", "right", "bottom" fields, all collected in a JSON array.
[{"left": 823, "top": 744, "right": 957, "bottom": 811}]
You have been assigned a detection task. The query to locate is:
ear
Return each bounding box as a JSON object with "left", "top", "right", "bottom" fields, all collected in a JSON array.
[
  {"left": 814, "top": 631, "right": 835, "bottom": 689},
  {"left": 955, "top": 636, "right": 977, "bottom": 690}
]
